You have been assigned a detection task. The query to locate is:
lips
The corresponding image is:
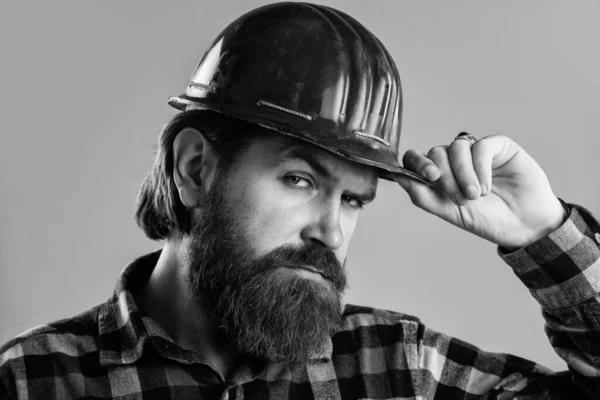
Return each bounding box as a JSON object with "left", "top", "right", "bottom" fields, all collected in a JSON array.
[{"left": 284, "top": 264, "right": 329, "bottom": 280}]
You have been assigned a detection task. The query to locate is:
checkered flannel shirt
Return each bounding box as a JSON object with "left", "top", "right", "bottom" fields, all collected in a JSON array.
[{"left": 2, "top": 202, "right": 600, "bottom": 399}]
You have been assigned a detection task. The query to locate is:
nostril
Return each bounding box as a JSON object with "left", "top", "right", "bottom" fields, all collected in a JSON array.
[{"left": 309, "top": 238, "right": 328, "bottom": 249}]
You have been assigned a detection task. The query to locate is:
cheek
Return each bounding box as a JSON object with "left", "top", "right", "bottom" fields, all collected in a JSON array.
[
  {"left": 225, "top": 173, "right": 310, "bottom": 254},
  {"left": 338, "top": 213, "right": 359, "bottom": 255}
]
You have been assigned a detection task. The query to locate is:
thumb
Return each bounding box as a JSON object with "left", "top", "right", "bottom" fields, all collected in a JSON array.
[
  {"left": 393, "top": 174, "right": 447, "bottom": 214},
  {"left": 394, "top": 174, "right": 411, "bottom": 191}
]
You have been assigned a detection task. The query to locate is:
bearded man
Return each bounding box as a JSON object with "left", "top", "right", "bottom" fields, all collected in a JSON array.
[{"left": 2, "top": 3, "right": 600, "bottom": 399}]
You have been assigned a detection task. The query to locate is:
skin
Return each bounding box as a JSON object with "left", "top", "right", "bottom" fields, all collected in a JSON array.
[
  {"left": 138, "top": 129, "right": 378, "bottom": 377},
  {"left": 139, "top": 129, "right": 564, "bottom": 378},
  {"left": 397, "top": 134, "right": 565, "bottom": 249},
  {"left": 217, "top": 138, "right": 379, "bottom": 268}
]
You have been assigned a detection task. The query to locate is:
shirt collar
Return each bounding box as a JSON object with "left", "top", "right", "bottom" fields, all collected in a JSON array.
[
  {"left": 97, "top": 250, "right": 333, "bottom": 367},
  {"left": 98, "top": 250, "right": 162, "bottom": 366}
]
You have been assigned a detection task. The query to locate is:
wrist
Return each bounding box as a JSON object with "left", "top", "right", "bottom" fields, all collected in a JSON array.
[
  {"left": 557, "top": 197, "right": 571, "bottom": 222},
  {"left": 503, "top": 197, "right": 569, "bottom": 252}
]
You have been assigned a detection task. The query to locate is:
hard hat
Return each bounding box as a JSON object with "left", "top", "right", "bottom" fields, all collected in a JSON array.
[{"left": 168, "top": 2, "right": 427, "bottom": 184}]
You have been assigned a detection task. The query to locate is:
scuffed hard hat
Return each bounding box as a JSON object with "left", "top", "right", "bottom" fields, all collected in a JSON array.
[{"left": 168, "top": 2, "right": 428, "bottom": 184}]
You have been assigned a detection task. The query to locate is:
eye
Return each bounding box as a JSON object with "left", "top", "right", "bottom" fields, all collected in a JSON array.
[
  {"left": 284, "top": 174, "right": 313, "bottom": 189},
  {"left": 342, "top": 195, "right": 363, "bottom": 210}
]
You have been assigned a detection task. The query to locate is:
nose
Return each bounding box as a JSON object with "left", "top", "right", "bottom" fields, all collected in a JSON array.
[{"left": 301, "top": 200, "right": 343, "bottom": 250}]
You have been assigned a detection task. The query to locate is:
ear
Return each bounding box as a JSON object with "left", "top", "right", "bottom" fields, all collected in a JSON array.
[{"left": 172, "top": 128, "right": 218, "bottom": 209}]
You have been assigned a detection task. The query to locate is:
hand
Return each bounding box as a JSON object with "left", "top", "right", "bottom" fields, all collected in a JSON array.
[{"left": 394, "top": 134, "right": 565, "bottom": 249}]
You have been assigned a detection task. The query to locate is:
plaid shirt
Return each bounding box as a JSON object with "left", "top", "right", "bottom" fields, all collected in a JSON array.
[{"left": 2, "top": 203, "right": 600, "bottom": 399}]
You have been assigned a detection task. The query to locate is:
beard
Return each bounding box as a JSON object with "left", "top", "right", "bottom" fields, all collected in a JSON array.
[{"left": 185, "top": 172, "right": 348, "bottom": 364}]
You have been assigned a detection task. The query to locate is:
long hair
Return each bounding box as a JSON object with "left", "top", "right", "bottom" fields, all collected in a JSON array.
[{"left": 135, "top": 109, "right": 265, "bottom": 240}]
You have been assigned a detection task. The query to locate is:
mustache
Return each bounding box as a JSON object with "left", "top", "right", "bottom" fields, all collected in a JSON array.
[{"left": 250, "top": 244, "right": 347, "bottom": 291}]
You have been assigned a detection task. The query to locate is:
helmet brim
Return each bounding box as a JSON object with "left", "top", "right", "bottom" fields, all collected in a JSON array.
[{"left": 169, "top": 97, "right": 430, "bottom": 186}]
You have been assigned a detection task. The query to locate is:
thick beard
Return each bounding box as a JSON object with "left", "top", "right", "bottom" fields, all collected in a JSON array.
[{"left": 185, "top": 172, "right": 348, "bottom": 365}]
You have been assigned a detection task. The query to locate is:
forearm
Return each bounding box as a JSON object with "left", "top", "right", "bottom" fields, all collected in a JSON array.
[
  {"left": 500, "top": 202, "right": 600, "bottom": 397},
  {"left": 415, "top": 203, "right": 600, "bottom": 398}
]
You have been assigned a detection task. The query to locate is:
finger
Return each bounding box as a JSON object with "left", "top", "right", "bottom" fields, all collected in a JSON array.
[
  {"left": 394, "top": 174, "right": 454, "bottom": 214},
  {"left": 427, "top": 146, "right": 467, "bottom": 205},
  {"left": 471, "top": 138, "right": 494, "bottom": 196},
  {"left": 473, "top": 134, "right": 522, "bottom": 195},
  {"left": 402, "top": 149, "right": 442, "bottom": 181},
  {"left": 448, "top": 138, "right": 481, "bottom": 200},
  {"left": 483, "top": 134, "right": 521, "bottom": 170}
]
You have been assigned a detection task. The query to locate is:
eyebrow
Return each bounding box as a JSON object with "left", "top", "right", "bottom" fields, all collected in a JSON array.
[{"left": 275, "top": 147, "right": 377, "bottom": 204}]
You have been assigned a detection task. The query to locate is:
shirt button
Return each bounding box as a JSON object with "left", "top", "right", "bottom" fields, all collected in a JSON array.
[{"left": 595, "top": 232, "right": 600, "bottom": 245}]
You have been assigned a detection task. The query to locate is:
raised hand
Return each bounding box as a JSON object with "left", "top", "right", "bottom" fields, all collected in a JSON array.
[{"left": 394, "top": 133, "right": 566, "bottom": 249}]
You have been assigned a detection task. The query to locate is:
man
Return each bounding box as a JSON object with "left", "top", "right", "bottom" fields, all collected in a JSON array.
[{"left": 1, "top": 2, "right": 599, "bottom": 399}]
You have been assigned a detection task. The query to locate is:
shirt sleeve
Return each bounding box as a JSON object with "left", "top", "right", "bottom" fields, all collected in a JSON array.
[
  {"left": 414, "top": 202, "right": 600, "bottom": 399},
  {"left": 499, "top": 203, "right": 600, "bottom": 397}
]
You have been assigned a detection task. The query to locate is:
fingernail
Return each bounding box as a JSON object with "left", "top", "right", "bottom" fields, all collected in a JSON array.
[
  {"left": 480, "top": 185, "right": 488, "bottom": 196},
  {"left": 424, "top": 166, "right": 439, "bottom": 181},
  {"left": 466, "top": 185, "right": 479, "bottom": 199}
]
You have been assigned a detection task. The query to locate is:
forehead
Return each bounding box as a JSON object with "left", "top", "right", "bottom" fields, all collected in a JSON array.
[{"left": 243, "top": 134, "right": 379, "bottom": 186}]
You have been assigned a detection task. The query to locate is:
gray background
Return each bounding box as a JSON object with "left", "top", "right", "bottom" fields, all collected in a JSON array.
[{"left": 1, "top": 1, "right": 598, "bottom": 371}]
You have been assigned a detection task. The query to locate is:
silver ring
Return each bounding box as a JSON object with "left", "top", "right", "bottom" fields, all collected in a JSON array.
[{"left": 453, "top": 132, "right": 478, "bottom": 145}]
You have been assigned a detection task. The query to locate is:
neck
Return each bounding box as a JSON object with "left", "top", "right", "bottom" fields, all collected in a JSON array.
[{"left": 135, "top": 237, "right": 236, "bottom": 379}]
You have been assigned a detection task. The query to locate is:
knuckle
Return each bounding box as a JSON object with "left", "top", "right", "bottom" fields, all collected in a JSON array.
[
  {"left": 449, "top": 137, "right": 468, "bottom": 148},
  {"left": 448, "top": 143, "right": 469, "bottom": 159},
  {"left": 472, "top": 137, "right": 491, "bottom": 152},
  {"left": 427, "top": 145, "right": 447, "bottom": 159},
  {"left": 448, "top": 140, "right": 460, "bottom": 151}
]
